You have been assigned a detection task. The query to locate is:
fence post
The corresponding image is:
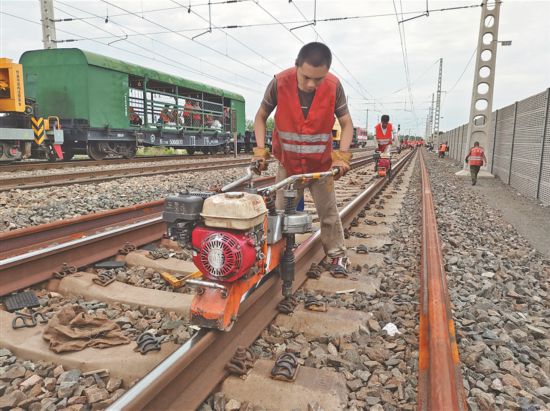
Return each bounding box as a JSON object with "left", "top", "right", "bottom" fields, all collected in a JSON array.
[
  {"left": 507, "top": 102, "right": 519, "bottom": 185},
  {"left": 491, "top": 109, "right": 499, "bottom": 174},
  {"left": 536, "top": 88, "right": 550, "bottom": 200}
]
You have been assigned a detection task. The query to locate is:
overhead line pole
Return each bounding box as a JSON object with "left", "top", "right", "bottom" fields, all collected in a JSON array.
[
  {"left": 433, "top": 58, "right": 443, "bottom": 145},
  {"left": 40, "top": 0, "right": 58, "bottom": 49}
]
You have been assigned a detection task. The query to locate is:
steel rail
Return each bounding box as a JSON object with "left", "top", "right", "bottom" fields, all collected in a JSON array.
[
  {"left": 109, "top": 149, "right": 416, "bottom": 411},
  {"left": 0, "top": 154, "right": 231, "bottom": 172},
  {"left": 1, "top": 147, "right": 374, "bottom": 172},
  {"left": 0, "top": 159, "right": 256, "bottom": 191},
  {"left": 417, "top": 149, "right": 466, "bottom": 411}
]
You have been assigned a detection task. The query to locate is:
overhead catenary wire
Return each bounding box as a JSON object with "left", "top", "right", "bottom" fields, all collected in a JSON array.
[
  {"left": 392, "top": 0, "right": 417, "bottom": 122},
  {"left": 288, "top": 0, "right": 378, "bottom": 109},
  {"left": 55, "top": 1, "right": 267, "bottom": 89},
  {"left": 100, "top": 0, "right": 274, "bottom": 78},
  {"left": 170, "top": 0, "right": 284, "bottom": 71},
  {"left": 445, "top": 47, "right": 477, "bottom": 98},
  {"left": 53, "top": 3, "right": 483, "bottom": 27},
  {"left": 0, "top": 9, "right": 262, "bottom": 94}
]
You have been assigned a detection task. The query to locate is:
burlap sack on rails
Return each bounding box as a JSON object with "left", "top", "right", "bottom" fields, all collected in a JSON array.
[{"left": 43, "top": 305, "right": 130, "bottom": 353}]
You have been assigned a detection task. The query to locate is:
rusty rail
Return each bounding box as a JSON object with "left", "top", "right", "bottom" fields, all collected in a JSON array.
[
  {"left": 110, "top": 149, "right": 416, "bottom": 411},
  {"left": 0, "top": 158, "right": 255, "bottom": 191},
  {"left": 0, "top": 154, "right": 229, "bottom": 172},
  {"left": 417, "top": 149, "right": 466, "bottom": 411}
]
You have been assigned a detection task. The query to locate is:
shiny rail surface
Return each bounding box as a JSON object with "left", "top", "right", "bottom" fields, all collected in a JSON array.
[
  {"left": 417, "top": 149, "right": 467, "bottom": 411},
  {"left": 109, "top": 149, "right": 415, "bottom": 411}
]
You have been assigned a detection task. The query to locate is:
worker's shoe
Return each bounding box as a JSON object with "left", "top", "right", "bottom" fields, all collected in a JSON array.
[{"left": 329, "top": 256, "right": 350, "bottom": 278}]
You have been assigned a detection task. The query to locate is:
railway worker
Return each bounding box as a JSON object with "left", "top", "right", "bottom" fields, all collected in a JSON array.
[
  {"left": 252, "top": 42, "right": 354, "bottom": 276},
  {"left": 128, "top": 107, "right": 142, "bottom": 126},
  {"left": 183, "top": 100, "right": 194, "bottom": 125},
  {"left": 192, "top": 102, "right": 202, "bottom": 127},
  {"left": 438, "top": 142, "right": 448, "bottom": 158},
  {"left": 158, "top": 105, "right": 171, "bottom": 124},
  {"left": 375, "top": 115, "right": 393, "bottom": 154},
  {"left": 465, "top": 141, "right": 487, "bottom": 186}
]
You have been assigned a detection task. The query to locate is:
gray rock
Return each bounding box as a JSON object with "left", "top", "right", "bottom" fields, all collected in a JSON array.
[{"left": 57, "top": 369, "right": 81, "bottom": 385}]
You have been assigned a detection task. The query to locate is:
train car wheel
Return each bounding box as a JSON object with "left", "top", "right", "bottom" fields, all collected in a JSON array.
[
  {"left": 62, "top": 148, "right": 75, "bottom": 161},
  {"left": 87, "top": 142, "right": 107, "bottom": 160},
  {"left": 186, "top": 148, "right": 195, "bottom": 156},
  {"left": 201, "top": 147, "right": 209, "bottom": 155},
  {"left": 123, "top": 145, "right": 137, "bottom": 159},
  {"left": 209, "top": 146, "right": 218, "bottom": 155}
]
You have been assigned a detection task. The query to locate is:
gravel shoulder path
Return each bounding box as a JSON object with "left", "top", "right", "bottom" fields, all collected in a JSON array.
[{"left": 437, "top": 155, "right": 550, "bottom": 258}]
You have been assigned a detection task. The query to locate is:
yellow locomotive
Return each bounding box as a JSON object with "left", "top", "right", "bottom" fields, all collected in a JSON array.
[{"left": 0, "top": 58, "right": 63, "bottom": 161}]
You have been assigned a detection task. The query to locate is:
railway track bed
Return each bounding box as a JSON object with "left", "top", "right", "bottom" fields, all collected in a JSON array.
[
  {"left": 0, "top": 151, "right": 409, "bottom": 410},
  {"left": 9, "top": 149, "right": 543, "bottom": 411}
]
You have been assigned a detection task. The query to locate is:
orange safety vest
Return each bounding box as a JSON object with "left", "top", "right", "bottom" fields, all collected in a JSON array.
[
  {"left": 468, "top": 147, "right": 484, "bottom": 166},
  {"left": 439, "top": 144, "right": 447, "bottom": 153},
  {"left": 272, "top": 67, "right": 337, "bottom": 175},
  {"left": 375, "top": 123, "right": 393, "bottom": 146}
]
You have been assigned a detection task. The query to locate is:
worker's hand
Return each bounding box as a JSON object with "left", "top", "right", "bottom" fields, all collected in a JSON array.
[
  {"left": 331, "top": 150, "right": 353, "bottom": 180},
  {"left": 251, "top": 147, "right": 271, "bottom": 174}
]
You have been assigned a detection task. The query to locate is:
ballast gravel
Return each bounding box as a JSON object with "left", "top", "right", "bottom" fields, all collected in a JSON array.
[
  {"left": 0, "top": 163, "right": 277, "bottom": 232},
  {"left": 427, "top": 154, "right": 549, "bottom": 410}
]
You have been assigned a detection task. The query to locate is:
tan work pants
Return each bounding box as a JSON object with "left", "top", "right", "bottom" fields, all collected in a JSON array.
[{"left": 275, "top": 164, "right": 346, "bottom": 258}]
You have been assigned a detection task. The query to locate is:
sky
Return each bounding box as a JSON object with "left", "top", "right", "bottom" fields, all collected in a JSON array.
[{"left": 1, "top": 0, "right": 549, "bottom": 136}]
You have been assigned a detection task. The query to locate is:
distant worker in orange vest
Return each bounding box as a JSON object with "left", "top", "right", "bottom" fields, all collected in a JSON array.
[
  {"left": 253, "top": 42, "right": 354, "bottom": 278},
  {"left": 438, "top": 142, "right": 447, "bottom": 158},
  {"left": 465, "top": 141, "right": 487, "bottom": 186},
  {"left": 375, "top": 115, "right": 393, "bottom": 154}
]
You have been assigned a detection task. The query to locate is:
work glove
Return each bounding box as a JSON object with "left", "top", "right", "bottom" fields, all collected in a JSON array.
[
  {"left": 331, "top": 150, "right": 352, "bottom": 180},
  {"left": 251, "top": 147, "right": 271, "bottom": 174}
]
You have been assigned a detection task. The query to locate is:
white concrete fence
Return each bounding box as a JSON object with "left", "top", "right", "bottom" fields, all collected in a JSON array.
[{"left": 442, "top": 88, "right": 550, "bottom": 206}]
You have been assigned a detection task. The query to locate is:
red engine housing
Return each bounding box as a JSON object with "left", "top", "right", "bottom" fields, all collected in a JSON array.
[
  {"left": 377, "top": 158, "right": 391, "bottom": 169},
  {"left": 191, "top": 226, "right": 258, "bottom": 282}
]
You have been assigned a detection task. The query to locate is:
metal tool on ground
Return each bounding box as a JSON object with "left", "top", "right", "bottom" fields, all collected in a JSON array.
[
  {"left": 53, "top": 263, "right": 77, "bottom": 279},
  {"left": 93, "top": 270, "right": 116, "bottom": 287},
  {"left": 12, "top": 309, "right": 48, "bottom": 329},
  {"left": 270, "top": 352, "right": 300, "bottom": 382},
  {"left": 135, "top": 332, "right": 162, "bottom": 355},
  {"left": 304, "top": 295, "right": 327, "bottom": 312},
  {"left": 148, "top": 248, "right": 171, "bottom": 260},
  {"left": 225, "top": 347, "right": 257, "bottom": 377},
  {"left": 160, "top": 271, "right": 202, "bottom": 289},
  {"left": 306, "top": 263, "right": 323, "bottom": 279},
  {"left": 276, "top": 296, "right": 298, "bottom": 314},
  {"left": 118, "top": 242, "right": 136, "bottom": 255},
  {"left": 3, "top": 291, "right": 40, "bottom": 312}
]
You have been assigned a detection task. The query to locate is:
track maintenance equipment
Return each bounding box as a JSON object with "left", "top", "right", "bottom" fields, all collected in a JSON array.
[{"left": 163, "top": 164, "right": 339, "bottom": 331}]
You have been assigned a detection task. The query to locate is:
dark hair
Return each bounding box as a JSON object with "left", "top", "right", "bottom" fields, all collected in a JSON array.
[
  {"left": 295, "top": 42, "right": 332, "bottom": 68},
  {"left": 381, "top": 115, "right": 390, "bottom": 122},
  {"left": 474, "top": 141, "right": 480, "bottom": 146}
]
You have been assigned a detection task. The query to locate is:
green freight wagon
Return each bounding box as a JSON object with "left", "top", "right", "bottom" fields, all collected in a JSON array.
[{"left": 20, "top": 48, "right": 246, "bottom": 160}]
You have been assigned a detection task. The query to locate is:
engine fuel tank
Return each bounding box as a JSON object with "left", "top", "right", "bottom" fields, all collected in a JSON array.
[{"left": 201, "top": 192, "right": 267, "bottom": 230}]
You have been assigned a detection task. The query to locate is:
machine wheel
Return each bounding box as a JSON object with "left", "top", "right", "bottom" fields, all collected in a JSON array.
[
  {"left": 123, "top": 144, "right": 137, "bottom": 159},
  {"left": 87, "top": 142, "right": 107, "bottom": 160},
  {"left": 186, "top": 148, "right": 195, "bottom": 156}
]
